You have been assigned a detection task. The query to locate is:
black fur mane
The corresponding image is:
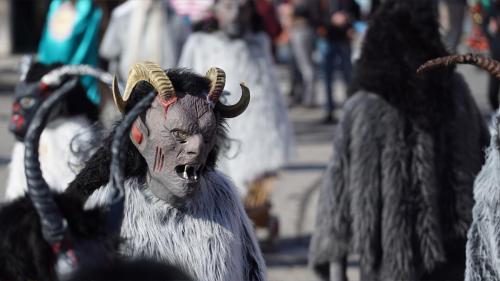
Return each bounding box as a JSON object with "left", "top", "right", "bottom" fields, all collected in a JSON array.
[
  {"left": 349, "top": 0, "right": 454, "bottom": 130},
  {"left": 0, "top": 193, "right": 110, "bottom": 281},
  {"left": 66, "top": 68, "right": 229, "bottom": 203}
]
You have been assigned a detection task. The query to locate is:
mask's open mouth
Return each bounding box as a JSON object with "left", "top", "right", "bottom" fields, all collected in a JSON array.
[{"left": 175, "top": 164, "right": 201, "bottom": 183}]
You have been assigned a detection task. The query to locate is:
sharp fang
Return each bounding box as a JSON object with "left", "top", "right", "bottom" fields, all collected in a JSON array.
[{"left": 183, "top": 170, "right": 188, "bottom": 180}]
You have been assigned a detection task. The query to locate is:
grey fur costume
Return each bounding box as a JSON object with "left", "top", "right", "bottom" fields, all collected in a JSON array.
[
  {"left": 309, "top": 1, "right": 489, "bottom": 279},
  {"left": 85, "top": 171, "right": 266, "bottom": 281},
  {"left": 309, "top": 74, "right": 488, "bottom": 280},
  {"left": 465, "top": 112, "right": 500, "bottom": 281}
]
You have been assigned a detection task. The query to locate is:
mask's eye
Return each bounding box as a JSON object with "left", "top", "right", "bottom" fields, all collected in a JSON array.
[
  {"left": 19, "top": 97, "right": 36, "bottom": 109},
  {"left": 172, "top": 130, "right": 189, "bottom": 143}
]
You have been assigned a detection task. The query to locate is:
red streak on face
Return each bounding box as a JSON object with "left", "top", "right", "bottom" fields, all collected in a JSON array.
[
  {"left": 153, "top": 146, "right": 164, "bottom": 172},
  {"left": 159, "top": 96, "right": 177, "bottom": 109}
]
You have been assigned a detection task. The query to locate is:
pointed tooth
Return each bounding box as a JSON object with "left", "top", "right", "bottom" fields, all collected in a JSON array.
[{"left": 183, "top": 170, "right": 188, "bottom": 179}]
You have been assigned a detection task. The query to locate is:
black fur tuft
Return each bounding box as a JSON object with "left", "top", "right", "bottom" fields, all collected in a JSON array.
[
  {"left": 349, "top": 0, "right": 452, "bottom": 130},
  {"left": 0, "top": 193, "right": 110, "bottom": 281},
  {"left": 69, "top": 260, "right": 193, "bottom": 280}
]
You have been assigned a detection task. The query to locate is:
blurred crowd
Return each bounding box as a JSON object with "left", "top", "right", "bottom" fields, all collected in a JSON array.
[
  {"left": 28, "top": 0, "right": 374, "bottom": 125},
  {"left": 13, "top": 0, "right": 500, "bottom": 119}
]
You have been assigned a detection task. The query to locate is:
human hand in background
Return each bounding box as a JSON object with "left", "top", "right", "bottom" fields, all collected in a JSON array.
[{"left": 489, "top": 17, "right": 499, "bottom": 34}]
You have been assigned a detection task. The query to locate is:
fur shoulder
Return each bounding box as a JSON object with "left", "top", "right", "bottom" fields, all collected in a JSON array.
[{"left": 344, "top": 90, "right": 399, "bottom": 128}]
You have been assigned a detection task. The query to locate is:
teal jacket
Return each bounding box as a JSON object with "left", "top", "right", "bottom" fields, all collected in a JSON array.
[{"left": 38, "top": 0, "right": 102, "bottom": 104}]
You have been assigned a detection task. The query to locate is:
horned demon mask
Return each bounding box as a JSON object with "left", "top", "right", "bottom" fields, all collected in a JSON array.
[
  {"left": 112, "top": 62, "right": 249, "bottom": 205},
  {"left": 9, "top": 64, "right": 111, "bottom": 141}
]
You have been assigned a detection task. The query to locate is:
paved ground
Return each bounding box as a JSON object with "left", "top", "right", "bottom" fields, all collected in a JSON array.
[{"left": 0, "top": 52, "right": 492, "bottom": 280}]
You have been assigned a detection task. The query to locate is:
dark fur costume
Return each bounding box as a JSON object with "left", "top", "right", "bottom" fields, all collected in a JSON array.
[
  {"left": 24, "top": 63, "right": 99, "bottom": 123},
  {"left": 66, "top": 68, "right": 228, "bottom": 203},
  {"left": 308, "top": 0, "right": 490, "bottom": 280},
  {"left": 0, "top": 194, "right": 109, "bottom": 281}
]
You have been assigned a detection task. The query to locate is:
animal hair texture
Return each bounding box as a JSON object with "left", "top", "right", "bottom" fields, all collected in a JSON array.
[
  {"left": 465, "top": 111, "right": 500, "bottom": 281},
  {"left": 309, "top": 73, "right": 489, "bottom": 280},
  {"left": 6, "top": 116, "right": 97, "bottom": 200},
  {"left": 85, "top": 170, "right": 267, "bottom": 281}
]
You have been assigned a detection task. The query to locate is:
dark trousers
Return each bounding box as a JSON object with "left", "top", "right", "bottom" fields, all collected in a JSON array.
[
  {"left": 320, "top": 39, "right": 352, "bottom": 115},
  {"left": 444, "top": 0, "right": 466, "bottom": 53}
]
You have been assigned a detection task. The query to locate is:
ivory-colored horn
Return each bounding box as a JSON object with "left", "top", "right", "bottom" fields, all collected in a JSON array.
[
  {"left": 216, "top": 82, "right": 251, "bottom": 118},
  {"left": 417, "top": 54, "right": 500, "bottom": 79},
  {"left": 112, "top": 62, "right": 175, "bottom": 113},
  {"left": 206, "top": 67, "right": 226, "bottom": 103}
]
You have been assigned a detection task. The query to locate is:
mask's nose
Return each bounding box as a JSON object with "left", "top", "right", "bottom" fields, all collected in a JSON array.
[{"left": 185, "top": 134, "right": 203, "bottom": 160}]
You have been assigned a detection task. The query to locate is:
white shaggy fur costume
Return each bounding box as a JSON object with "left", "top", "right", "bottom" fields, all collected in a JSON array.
[
  {"left": 6, "top": 116, "right": 95, "bottom": 200},
  {"left": 85, "top": 171, "right": 267, "bottom": 281},
  {"left": 465, "top": 112, "right": 500, "bottom": 281},
  {"left": 179, "top": 32, "right": 295, "bottom": 195}
]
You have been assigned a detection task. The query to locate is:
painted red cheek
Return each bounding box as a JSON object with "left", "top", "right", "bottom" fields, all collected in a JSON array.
[{"left": 131, "top": 124, "right": 143, "bottom": 144}]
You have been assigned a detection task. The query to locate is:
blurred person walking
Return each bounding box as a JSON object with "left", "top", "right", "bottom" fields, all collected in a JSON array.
[
  {"left": 38, "top": 0, "right": 103, "bottom": 104},
  {"left": 99, "top": 0, "right": 189, "bottom": 81},
  {"left": 316, "top": 0, "right": 360, "bottom": 123},
  {"left": 289, "top": 0, "right": 317, "bottom": 107},
  {"left": 443, "top": 0, "right": 468, "bottom": 53}
]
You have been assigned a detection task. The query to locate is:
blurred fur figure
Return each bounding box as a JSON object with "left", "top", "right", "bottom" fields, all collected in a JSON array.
[
  {"left": 308, "top": 1, "right": 489, "bottom": 280},
  {"left": 6, "top": 63, "right": 100, "bottom": 200},
  {"left": 67, "top": 63, "right": 266, "bottom": 281}
]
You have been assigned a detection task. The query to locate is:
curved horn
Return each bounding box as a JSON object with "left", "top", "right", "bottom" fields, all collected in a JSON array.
[
  {"left": 206, "top": 67, "right": 226, "bottom": 103},
  {"left": 106, "top": 90, "right": 157, "bottom": 232},
  {"left": 417, "top": 54, "right": 500, "bottom": 78},
  {"left": 24, "top": 79, "right": 78, "bottom": 245},
  {"left": 41, "top": 64, "right": 114, "bottom": 86},
  {"left": 112, "top": 62, "right": 175, "bottom": 113},
  {"left": 216, "top": 82, "right": 251, "bottom": 118},
  {"left": 112, "top": 76, "right": 126, "bottom": 113}
]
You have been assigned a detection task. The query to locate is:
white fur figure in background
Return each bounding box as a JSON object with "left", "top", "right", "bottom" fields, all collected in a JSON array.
[
  {"left": 179, "top": 31, "right": 294, "bottom": 196},
  {"left": 465, "top": 112, "right": 500, "bottom": 281},
  {"left": 6, "top": 116, "right": 95, "bottom": 200}
]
